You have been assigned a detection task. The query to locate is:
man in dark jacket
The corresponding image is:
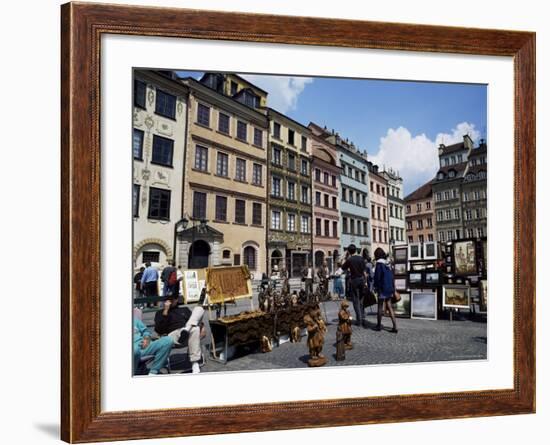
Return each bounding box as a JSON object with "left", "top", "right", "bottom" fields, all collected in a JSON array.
[
  {"left": 160, "top": 259, "right": 178, "bottom": 297},
  {"left": 341, "top": 244, "right": 368, "bottom": 327},
  {"left": 154, "top": 295, "right": 205, "bottom": 373}
]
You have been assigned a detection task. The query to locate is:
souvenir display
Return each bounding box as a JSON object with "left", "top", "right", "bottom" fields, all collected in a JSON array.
[
  {"left": 408, "top": 243, "right": 422, "bottom": 260},
  {"left": 442, "top": 285, "right": 470, "bottom": 309},
  {"left": 411, "top": 291, "right": 437, "bottom": 320},
  {"left": 452, "top": 240, "right": 477, "bottom": 276},
  {"left": 423, "top": 241, "right": 437, "bottom": 260}
]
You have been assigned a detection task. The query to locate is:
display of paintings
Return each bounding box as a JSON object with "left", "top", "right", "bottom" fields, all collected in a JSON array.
[
  {"left": 394, "top": 246, "right": 408, "bottom": 262},
  {"left": 392, "top": 292, "right": 411, "bottom": 318},
  {"left": 468, "top": 275, "right": 479, "bottom": 284},
  {"left": 470, "top": 287, "right": 480, "bottom": 303},
  {"left": 411, "top": 263, "right": 427, "bottom": 271},
  {"left": 408, "top": 243, "right": 422, "bottom": 260},
  {"left": 423, "top": 241, "right": 437, "bottom": 260},
  {"left": 182, "top": 270, "right": 201, "bottom": 303},
  {"left": 479, "top": 279, "right": 488, "bottom": 312},
  {"left": 442, "top": 285, "right": 470, "bottom": 309},
  {"left": 394, "top": 277, "right": 407, "bottom": 290},
  {"left": 408, "top": 272, "right": 423, "bottom": 285},
  {"left": 394, "top": 263, "right": 407, "bottom": 275},
  {"left": 411, "top": 291, "right": 437, "bottom": 320},
  {"left": 424, "top": 271, "right": 441, "bottom": 285},
  {"left": 453, "top": 240, "right": 477, "bottom": 275}
]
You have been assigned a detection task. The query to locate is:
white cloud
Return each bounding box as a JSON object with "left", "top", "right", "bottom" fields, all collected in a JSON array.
[
  {"left": 241, "top": 75, "right": 313, "bottom": 113},
  {"left": 370, "top": 122, "right": 481, "bottom": 195}
]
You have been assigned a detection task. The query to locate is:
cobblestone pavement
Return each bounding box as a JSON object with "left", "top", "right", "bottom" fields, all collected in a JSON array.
[{"left": 140, "top": 294, "right": 487, "bottom": 374}]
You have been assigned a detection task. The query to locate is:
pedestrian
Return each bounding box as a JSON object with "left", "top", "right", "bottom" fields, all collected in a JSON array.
[
  {"left": 302, "top": 262, "right": 314, "bottom": 298},
  {"left": 140, "top": 262, "right": 159, "bottom": 307},
  {"left": 341, "top": 244, "right": 368, "bottom": 327},
  {"left": 161, "top": 259, "right": 178, "bottom": 297},
  {"left": 373, "top": 247, "right": 398, "bottom": 333},
  {"left": 332, "top": 260, "right": 345, "bottom": 299},
  {"left": 362, "top": 248, "right": 374, "bottom": 291},
  {"left": 176, "top": 265, "right": 184, "bottom": 303},
  {"left": 133, "top": 266, "right": 145, "bottom": 300}
]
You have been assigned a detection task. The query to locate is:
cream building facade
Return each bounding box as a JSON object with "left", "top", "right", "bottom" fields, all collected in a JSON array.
[
  {"left": 177, "top": 75, "right": 269, "bottom": 279},
  {"left": 133, "top": 70, "right": 189, "bottom": 268}
]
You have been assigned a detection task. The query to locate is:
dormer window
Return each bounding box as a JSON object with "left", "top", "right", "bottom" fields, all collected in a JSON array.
[
  {"left": 437, "top": 172, "right": 445, "bottom": 180},
  {"left": 448, "top": 170, "right": 456, "bottom": 178},
  {"left": 466, "top": 173, "right": 475, "bottom": 181},
  {"left": 479, "top": 170, "right": 487, "bottom": 179}
]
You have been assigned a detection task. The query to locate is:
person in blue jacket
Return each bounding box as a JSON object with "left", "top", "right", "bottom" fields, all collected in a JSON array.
[
  {"left": 372, "top": 247, "right": 398, "bottom": 333},
  {"left": 133, "top": 318, "right": 174, "bottom": 375}
]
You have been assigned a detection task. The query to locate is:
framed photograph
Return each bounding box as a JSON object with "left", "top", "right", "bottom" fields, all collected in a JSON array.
[
  {"left": 411, "top": 290, "right": 438, "bottom": 320},
  {"left": 62, "top": 2, "right": 535, "bottom": 442},
  {"left": 425, "top": 271, "right": 441, "bottom": 285},
  {"left": 392, "top": 292, "right": 411, "bottom": 318},
  {"left": 393, "top": 262, "right": 407, "bottom": 275},
  {"left": 408, "top": 271, "right": 423, "bottom": 285},
  {"left": 423, "top": 241, "right": 437, "bottom": 260},
  {"left": 479, "top": 279, "right": 488, "bottom": 312},
  {"left": 393, "top": 246, "right": 408, "bottom": 262},
  {"left": 470, "top": 287, "right": 480, "bottom": 303},
  {"left": 394, "top": 277, "right": 408, "bottom": 290},
  {"left": 453, "top": 239, "right": 478, "bottom": 276},
  {"left": 443, "top": 285, "right": 471, "bottom": 309},
  {"left": 408, "top": 242, "right": 422, "bottom": 260}
]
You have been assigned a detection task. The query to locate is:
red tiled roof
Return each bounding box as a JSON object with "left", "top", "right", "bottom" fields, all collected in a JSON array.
[{"left": 404, "top": 180, "right": 433, "bottom": 202}]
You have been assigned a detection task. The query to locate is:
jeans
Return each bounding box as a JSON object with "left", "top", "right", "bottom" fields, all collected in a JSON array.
[
  {"left": 349, "top": 277, "right": 365, "bottom": 326},
  {"left": 134, "top": 336, "right": 174, "bottom": 375}
]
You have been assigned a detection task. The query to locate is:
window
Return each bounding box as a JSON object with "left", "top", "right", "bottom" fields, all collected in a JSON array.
[
  {"left": 436, "top": 192, "right": 442, "bottom": 202},
  {"left": 427, "top": 217, "right": 433, "bottom": 228},
  {"left": 342, "top": 188, "right": 347, "bottom": 202},
  {"left": 315, "top": 168, "right": 321, "bottom": 181},
  {"left": 216, "top": 152, "right": 228, "bottom": 177},
  {"left": 332, "top": 196, "right": 337, "bottom": 209},
  {"left": 272, "top": 147, "right": 282, "bottom": 165},
  {"left": 271, "top": 177, "right": 281, "bottom": 197},
  {"left": 192, "top": 191, "right": 206, "bottom": 219},
  {"left": 133, "top": 184, "right": 140, "bottom": 217},
  {"left": 453, "top": 189, "right": 458, "bottom": 199},
  {"left": 271, "top": 211, "right": 281, "bottom": 230},
  {"left": 194, "top": 145, "right": 208, "bottom": 171},
  {"left": 361, "top": 172, "right": 366, "bottom": 184},
  {"left": 315, "top": 191, "right": 321, "bottom": 206},
  {"left": 332, "top": 175, "right": 337, "bottom": 186},
  {"left": 134, "top": 79, "right": 146, "bottom": 109},
  {"left": 252, "top": 164, "right": 262, "bottom": 186},
  {"left": 237, "top": 121, "right": 247, "bottom": 141},
  {"left": 197, "top": 103, "right": 210, "bottom": 126},
  {"left": 254, "top": 128, "right": 263, "bottom": 147},
  {"left": 439, "top": 231, "right": 445, "bottom": 242},
  {"left": 458, "top": 154, "right": 463, "bottom": 162},
  {"left": 142, "top": 251, "right": 160, "bottom": 264},
  {"left": 445, "top": 209, "right": 451, "bottom": 220},
  {"left": 479, "top": 170, "right": 487, "bottom": 179},
  {"left": 355, "top": 170, "right": 360, "bottom": 181},
  {"left": 477, "top": 227, "right": 484, "bottom": 238},
  {"left": 390, "top": 204, "right": 394, "bottom": 217},
  {"left": 465, "top": 209, "right": 472, "bottom": 220},
  {"left": 148, "top": 187, "right": 171, "bottom": 220},
  {"left": 474, "top": 190, "right": 480, "bottom": 200},
  {"left": 370, "top": 181, "right": 374, "bottom": 192},
  {"left": 376, "top": 184, "right": 380, "bottom": 194},
  {"left": 382, "top": 187, "right": 386, "bottom": 197},
  {"left": 252, "top": 203, "right": 262, "bottom": 225},
  {"left": 273, "top": 122, "right": 281, "bottom": 139},
  {"left": 437, "top": 211, "right": 443, "bottom": 222},
  {"left": 377, "top": 207, "right": 381, "bottom": 220},
  {"left": 343, "top": 217, "right": 348, "bottom": 233},
  {"left": 301, "top": 186, "right": 309, "bottom": 204},
  {"left": 151, "top": 135, "right": 174, "bottom": 167},
  {"left": 456, "top": 229, "right": 461, "bottom": 239},
  {"left": 218, "top": 113, "right": 230, "bottom": 134},
  {"left": 288, "top": 182, "right": 296, "bottom": 200},
  {"left": 215, "top": 196, "right": 227, "bottom": 221},
  {"left": 426, "top": 201, "right": 431, "bottom": 210},
  {"left": 467, "top": 228, "right": 474, "bottom": 238},
  {"left": 301, "top": 159, "right": 309, "bottom": 175},
  {"left": 454, "top": 208, "right": 460, "bottom": 220},
  {"left": 363, "top": 221, "right": 368, "bottom": 237},
  {"left": 407, "top": 221, "right": 413, "bottom": 230},
  {"left": 448, "top": 230, "right": 453, "bottom": 240},
  {"left": 301, "top": 135, "right": 307, "bottom": 151},
  {"left": 408, "top": 236, "right": 414, "bottom": 244},
  {"left": 416, "top": 203, "right": 422, "bottom": 212},
  {"left": 288, "top": 153, "right": 296, "bottom": 171},
  {"left": 288, "top": 129, "right": 295, "bottom": 145},
  {"left": 154, "top": 89, "right": 176, "bottom": 119},
  {"left": 419, "top": 235, "right": 424, "bottom": 243},
  {"left": 301, "top": 215, "right": 310, "bottom": 233},
  {"left": 449, "top": 170, "right": 456, "bottom": 178},
  {"left": 233, "top": 254, "right": 241, "bottom": 266},
  {"left": 349, "top": 191, "right": 354, "bottom": 204},
  {"left": 288, "top": 213, "right": 296, "bottom": 232},
  {"left": 371, "top": 205, "right": 375, "bottom": 219},
  {"left": 243, "top": 246, "right": 257, "bottom": 270},
  {"left": 315, "top": 218, "right": 322, "bottom": 236},
  {"left": 324, "top": 194, "right": 329, "bottom": 207},
  {"left": 230, "top": 81, "right": 238, "bottom": 95},
  {"left": 235, "top": 158, "right": 246, "bottom": 181},
  {"left": 372, "top": 228, "right": 376, "bottom": 241},
  {"left": 428, "top": 234, "right": 434, "bottom": 242},
  {"left": 417, "top": 220, "right": 423, "bottom": 229},
  {"left": 475, "top": 208, "right": 481, "bottom": 219},
  {"left": 133, "top": 129, "right": 144, "bottom": 159},
  {"left": 350, "top": 219, "right": 355, "bottom": 235},
  {"left": 333, "top": 221, "right": 338, "bottom": 238},
  {"left": 235, "top": 199, "right": 246, "bottom": 224},
  {"left": 406, "top": 205, "right": 411, "bottom": 214}
]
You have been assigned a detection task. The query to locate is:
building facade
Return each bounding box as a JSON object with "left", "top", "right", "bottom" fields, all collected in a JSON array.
[
  {"left": 368, "top": 163, "right": 390, "bottom": 255},
  {"left": 308, "top": 123, "right": 342, "bottom": 272},
  {"left": 381, "top": 168, "right": 406, "bottom": 248},
  {"left": 177, "top": 74, "right": 269, "bottom": 279},
  {"left": 461, "top": 141, "right": 487, "bottom": 239},
  {"left": 266, "top": 108, "right": 313, "bottom": 277},
  {"left": 404, "top": 181, "right": 436, "bottom": 244},
  {"left": 133, "top": 70, "right": 189, "bottom": 267},
  {"left": 432, "top": 135, "right": 473, "bottom": 244}
]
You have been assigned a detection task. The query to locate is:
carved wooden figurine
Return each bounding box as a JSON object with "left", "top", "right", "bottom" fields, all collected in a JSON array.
[
  {"left": 304, "top": 307, "right": 327, "bottom": 367},
  {"left": 337, "top": 300, "right": 353, "bottom": 350},
  {"left": 291, "top": 325, "right": 301, "bottom": 343}
]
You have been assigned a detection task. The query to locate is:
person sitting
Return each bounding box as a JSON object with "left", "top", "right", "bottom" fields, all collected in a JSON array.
[
  {"left": 154, "top": 294, "right": 205, "bottom": 373},
  {"left": 133, "top": 318, "right": 173, "bottom": 376}
]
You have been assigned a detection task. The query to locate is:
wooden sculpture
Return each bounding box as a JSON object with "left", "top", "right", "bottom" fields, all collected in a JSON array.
[
  {"left": 337, "top": 300, "right": 353, "bottom": 350},
  {"left": 304, "top": 307, "right": 327, "bottom": 367}
]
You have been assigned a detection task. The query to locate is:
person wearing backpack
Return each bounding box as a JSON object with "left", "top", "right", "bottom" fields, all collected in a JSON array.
[
  {"left": 373, "top": 247, "right": 398, "bottom": 333},
  {"left": 161, "top": 259, "right": 178, "bottom": 297}
]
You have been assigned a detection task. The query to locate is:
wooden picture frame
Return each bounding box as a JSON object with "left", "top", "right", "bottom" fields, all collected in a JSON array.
[
  {"left": 61, "top": 2, "right": 535, "bottom": 442},
  {"left": 410, "top": 290, "right": 438, "bottom": 320},
  {"left": 442, "top": 284, "right": 471, "bottom": 309}
]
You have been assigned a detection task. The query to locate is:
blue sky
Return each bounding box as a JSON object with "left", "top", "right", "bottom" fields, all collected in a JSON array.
[{"left": 177, "top": 71, "right": 487, "bottom": 195}]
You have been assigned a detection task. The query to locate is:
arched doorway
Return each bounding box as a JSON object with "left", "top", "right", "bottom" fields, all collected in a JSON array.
[
  {"left": 271, "top": 249, "right": 282, "bottom": 272},
  {"left": 188, "top": 240, "right": 210, "bottom": 269},
  {"left": 314, "top": 250, "right": 325, "bottom": 268},
  {"left": 243, "top": 246, "right": 257, "bottom": 271}
]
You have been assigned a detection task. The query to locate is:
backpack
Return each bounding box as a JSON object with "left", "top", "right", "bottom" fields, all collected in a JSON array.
[{"left": 168, "top": 269, "right": 178, "bottom": 286}]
